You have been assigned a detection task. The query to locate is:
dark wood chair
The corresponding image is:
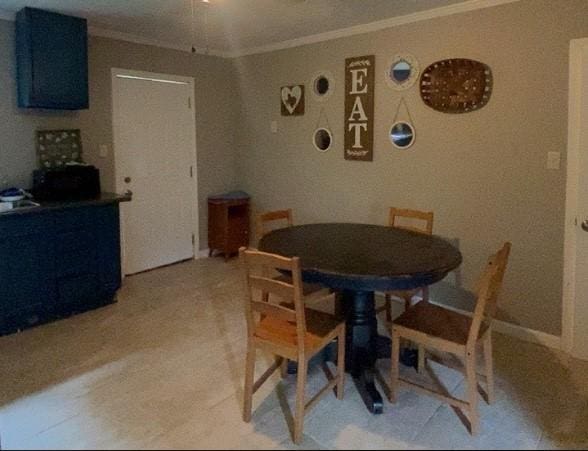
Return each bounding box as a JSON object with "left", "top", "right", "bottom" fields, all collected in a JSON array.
[
  {"left": 389, "top": 242, "right": 511, "bottom": 436},
  {"left": 240, "top": 248, "right": 346, "bottom": 444}
]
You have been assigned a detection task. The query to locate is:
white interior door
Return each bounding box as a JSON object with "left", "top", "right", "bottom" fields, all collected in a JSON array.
[
  {"left": 113, "top": 70, "right": 197, "bottom": 275},
  {"left": 565, "top": 39, "right": 588, "bottom": 360}
]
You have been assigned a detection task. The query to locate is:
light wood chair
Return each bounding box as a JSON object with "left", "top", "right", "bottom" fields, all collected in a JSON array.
[
  {"left": 240, "top": 248, "right": 346, "bottom": 444},
  {"left": 389, "top": 242, "right": 511, "bottom": 435},
  {"left": 256, "top": 209, "right": 331, "bottom": 304},
  {"left": 256, "top": 209, "right": 294, "bottom": 241},
  {"left": 378, "top": 208, "right": 435, "bottom": 321}
]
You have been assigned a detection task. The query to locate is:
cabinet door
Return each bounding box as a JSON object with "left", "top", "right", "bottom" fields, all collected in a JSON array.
[
  {"left": 93, "top": 205, "right": 122, "bottom": 293},
  {"left": 0, "top": 234, "right": 55, "bottom": 321},
  {"left": 17, "top": 8, "right": 89, "bottom": 110}
]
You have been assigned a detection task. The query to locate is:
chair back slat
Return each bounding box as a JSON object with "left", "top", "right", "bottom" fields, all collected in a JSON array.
[
  {"left": 251, "top": 300, "right": 297, "bottom": 323},
  {"left": 389, "top": 207, "right": 434, "bottom": 235},
  {"left": 468, "top": 242, "right": 512, "bottom": 348},
  {"left": 257, "top": 209, "right": 294, "bottom": 240},
  {"left": 249, "top": 275, "right": 295, "bottom": 303},
  {"left": 242, "top": 249, "right": 297, "bottom": 272},
  {"left": 240, "top": 247, "right": 307, "bottom": 351}
]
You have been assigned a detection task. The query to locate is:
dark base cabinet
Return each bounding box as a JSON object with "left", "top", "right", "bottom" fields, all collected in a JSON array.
[{"left": 0, "top": 203, "right": 123, "bottom": 336}]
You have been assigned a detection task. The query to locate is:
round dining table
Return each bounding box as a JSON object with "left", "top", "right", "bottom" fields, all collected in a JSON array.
[{"left": 259, "top": 223, "right": 462, "bottom": 414}]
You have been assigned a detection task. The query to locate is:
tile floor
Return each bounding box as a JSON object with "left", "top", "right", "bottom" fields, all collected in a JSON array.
[{"left": 0, "top": 258, "right": 587, "bottom": 450}]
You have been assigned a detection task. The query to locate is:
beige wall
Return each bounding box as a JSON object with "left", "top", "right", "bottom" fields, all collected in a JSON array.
[
  {"left": 2, "top": 0, "right": 587, "bottom": 335},
  {"left": 0, "top": 19, "right": 239, "bottom": 247},
  {"left": 233, "top": 0, "right": 588, "bottom": 335}
]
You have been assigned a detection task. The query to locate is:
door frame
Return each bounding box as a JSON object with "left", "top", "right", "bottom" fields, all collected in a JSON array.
[
  {"left": 111, "top": 68, "right": 200, "bottom": 275},
  {"left": 563, "top": 38, "right": 588, "bottom": 356}
]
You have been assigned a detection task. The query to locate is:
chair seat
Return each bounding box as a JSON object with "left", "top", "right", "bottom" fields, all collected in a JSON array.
[
  {"left": 255, "top": 306, "right": 343, "bottom": 354},
  {"left": 393, "top": 301, "right": 487, "bottom": 346},
  {"left": 385, "top": 288, "right": 421, "bottom": 300},
  {"left": 273, "top": 274, "right": 331, "bottom": 300}
]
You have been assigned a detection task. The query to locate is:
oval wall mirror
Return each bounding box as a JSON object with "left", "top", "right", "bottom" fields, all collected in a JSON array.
[
  {"left": 313, "top": 128, "right": 333, "bottom": 152},
  {"left": 390, "top": 122, "right": 416, "bottom": 149},
  {"left": 311, "top": 71, "right": 334, "bottom": 101},
  {"left": 385, "top": 54, "right": 420, "bottom": 91}
]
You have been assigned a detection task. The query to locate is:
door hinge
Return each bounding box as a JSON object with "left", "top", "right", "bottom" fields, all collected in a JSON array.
[
  {"left": 188, "top": 97, "right": 192, "bottom": 109},
  {"left": 190, "top": 166, "right": 194, "bottom": 178},
  {"left": 192, "top": 234, "right": 195, "bottom": 246}
]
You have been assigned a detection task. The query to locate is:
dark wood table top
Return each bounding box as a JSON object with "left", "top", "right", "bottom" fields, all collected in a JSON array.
[{"left": 259, "top": 223, "right": 462, "bottom": 292}]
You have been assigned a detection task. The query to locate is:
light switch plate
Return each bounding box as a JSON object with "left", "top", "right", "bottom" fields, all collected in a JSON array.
[
  {"left": 99, "top": 144, "right": 109, "bottom": 158},
  {"left": 271, "top": 121, "right": 278, "bottom": 134},
  {"left": 547, "top": 151, "right": 561, "bottom": 170}
]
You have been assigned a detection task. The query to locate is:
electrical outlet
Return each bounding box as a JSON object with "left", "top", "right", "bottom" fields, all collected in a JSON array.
[
  {"left": 271, "top": 121, "right": 278, "bottom": 134},
  {"left": 547, "top": 151, "right": 561, "bottom": 170}
]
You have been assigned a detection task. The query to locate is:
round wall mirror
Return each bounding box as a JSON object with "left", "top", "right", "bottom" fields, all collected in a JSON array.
[
  {"left": 392, "top": 60, "right": 411, "bottom": 82},
  {"left": 313, "top": 128, "right": 333, "bottom": 152},
  {"left": 311, "top": 71, "right": 334, "bottom": 101},
  {"left": 385, "top": 54, "right": 419, "bottom": 90},
  {"left": 390, "top": 122, "right": 416, "bottom": 149}
]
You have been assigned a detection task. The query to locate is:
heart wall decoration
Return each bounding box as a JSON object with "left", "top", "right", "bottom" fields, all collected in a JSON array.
[{"left": 281, "top": 85, "right": 305, "bottom": 116}]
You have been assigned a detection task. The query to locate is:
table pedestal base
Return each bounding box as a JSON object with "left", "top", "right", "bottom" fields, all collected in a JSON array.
[
  {"left": 340, "top": 290, "right": 386, "bottom": 414},
  {"left": 288, "top": 290, "right": 417, "bottom": 415}
]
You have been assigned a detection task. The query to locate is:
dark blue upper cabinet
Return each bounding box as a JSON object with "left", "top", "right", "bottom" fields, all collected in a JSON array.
[{"left": 16, "top": 7, "right": 89, "bottom": 110}]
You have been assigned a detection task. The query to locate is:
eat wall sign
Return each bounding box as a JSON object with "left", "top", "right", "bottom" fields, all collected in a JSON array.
[{"left": 344, "top": 55, "right": 375, "bottom": 162}]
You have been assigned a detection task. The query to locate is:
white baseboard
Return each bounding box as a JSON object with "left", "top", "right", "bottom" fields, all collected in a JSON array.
[
  {"left": 377, "top": 294, "right": 562, "bottom": 351},
  {"left": 196, "top": 249, "right": 210, "bottom": 259}
]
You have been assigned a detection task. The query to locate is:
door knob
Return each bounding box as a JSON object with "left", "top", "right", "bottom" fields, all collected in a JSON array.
[
  {"left": 124, "top": 189, "right": 133, "bottom": 198},
  {"left": 582, "top": 220, "right": 588, "bottom": 232},
  {"left": 124, "top": 177, "right": 132, "bottom": 184}
]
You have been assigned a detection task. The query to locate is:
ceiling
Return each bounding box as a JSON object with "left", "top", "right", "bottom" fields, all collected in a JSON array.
[{"left": 0, "top": 0, "right": 481, "bottom": 57}]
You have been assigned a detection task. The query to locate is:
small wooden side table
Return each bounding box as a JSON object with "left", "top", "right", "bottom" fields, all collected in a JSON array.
[{"left": 208, "top": 191, "right": 250, "bottom": 260}]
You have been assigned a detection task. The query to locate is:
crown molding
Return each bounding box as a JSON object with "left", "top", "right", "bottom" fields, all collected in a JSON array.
[
  {"left": 228, "top": 0, "right": 521, "bottom": 58},
  {"left": 88, "top": 26, "right": 228, "bottom": 58},
  {"left": 1, "top": 0, "right": 521, "bottom": 59}
]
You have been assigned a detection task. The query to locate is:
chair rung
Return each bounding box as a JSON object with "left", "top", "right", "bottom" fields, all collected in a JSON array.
[
  {"left": 305, "top": 378, "right": 338, "bottom": 413},
  {"left": 252, "top": 360, "right": 281, "bottom": 394},
  {"left": 426, "top": 354, "right": 488, "bottom": 382},
  {"left": 398, "top": 377, "right": 469, "bottom": 410}
]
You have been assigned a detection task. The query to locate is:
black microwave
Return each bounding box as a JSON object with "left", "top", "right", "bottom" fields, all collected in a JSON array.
[{"left": 32, "top": 166, "right": 101, "bottom": 201}]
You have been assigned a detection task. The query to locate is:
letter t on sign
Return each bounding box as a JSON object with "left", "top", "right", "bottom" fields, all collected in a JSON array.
[{"left": 344, "top": 55, "right": 375, "bottom": 162}]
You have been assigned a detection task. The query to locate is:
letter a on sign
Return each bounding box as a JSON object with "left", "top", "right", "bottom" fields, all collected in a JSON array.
[{"left": 344, "top": 55, "right": 375, "bottom": 161}]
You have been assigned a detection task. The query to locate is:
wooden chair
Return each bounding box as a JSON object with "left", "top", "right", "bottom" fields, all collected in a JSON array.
[
  {"left": 378, "top": 208, "right": 435, "bottom": 321},
  {"left": 389, "top": 242, "right": 511, "bottom": 435},
  {"left": 240, "top": 248, "right": 346, "bottom": 444},
  {"left": 256, "top": 209, "right": 331, "bottom": 304},
  {"left": 256, "top": 209, "right": 293, "bottom": 241}
]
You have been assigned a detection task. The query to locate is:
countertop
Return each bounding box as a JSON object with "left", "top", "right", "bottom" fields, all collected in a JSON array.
[{"left": 0, "top": 192, "right": 131, "bottom": 219}]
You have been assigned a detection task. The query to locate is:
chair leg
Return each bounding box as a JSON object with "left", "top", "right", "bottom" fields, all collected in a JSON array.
[
  {"left": 390, "top": 329, "right": 400, "bottom": 403},
  {"left": 403, "top": 295, "right": 411, "bottom": 311},
  {"left": 243, "top": 344, "right": 256, "bottom": 423},
  {"left": 385, "top": 294, "right": 393, "bottom": 323},
  {"left": 336, "top": 327, "right": 346, "bottom": 400},
  {"left": 465, "top": 351, "right": 480, "bottom": 436},
  {"left": 294, "top": 357, "right": 308, "bottom": 444},
  {"left": 418, "top": 345, "right": 426, "bottom": 374},
  {"left": 483, "top": 334, "right": 495, "bottom": 405},
  {"left": 280, "top": 358, "right": 288, "bottom": 379},
  {"left": 422, "top": 286, "right": 430, "bottom": 302}
]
